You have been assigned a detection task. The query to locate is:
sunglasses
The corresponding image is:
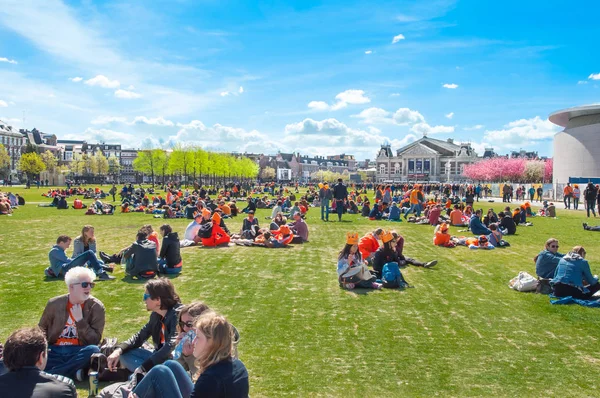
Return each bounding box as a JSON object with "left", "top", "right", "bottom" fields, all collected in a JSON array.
[
  {"left": 549, "top": 245, "right": 559, "bottom": 248},
  {"left": 73, "top": 282, "right": 95, "bottom": 289},
  {"left": 179, "top": 321, "right": 194, "bottom": 329},
  {"left": 143, "top": 293, "right": 151, "bottom": 301}
]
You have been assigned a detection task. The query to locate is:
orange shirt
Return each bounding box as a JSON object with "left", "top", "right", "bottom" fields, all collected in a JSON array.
[
  {"left": 358, "top": 234, "right": 380, "bottom": 259},
  {"left": 563, "top": 186, "right": 573, "bottom": 195},
  {"left": 409, "top": 189, "right": 420, "bottom": 205},
  {"left": 56, "top": 302, "right": 80, "bottom": 346},
  {"left": 433, "top": 232, "right": 451, "bottom": 246},
  {"left": 450, "top": 210, "right": 464, "bottom": 225}
]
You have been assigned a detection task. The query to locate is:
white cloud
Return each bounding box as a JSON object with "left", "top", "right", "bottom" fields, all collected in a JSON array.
[
  {"left": 70, "top": 77, "right": 83, "bottom": 82},
  {"left": 220, "top": 91, "right": 230, "bottom": 97},
  {"left": 176, "top": 120, "right": 206, "bottom": 130},
  {"left": 577, "top": 80, "right": 588, "bottom": 85},
  {"left": 390, "top": 93, "right": 400, "bottom": 97},
  {"left": 127, "top": 85, "right": 135, "bottom": 90},
  {"left": 464, "top": 124, "right": 484, "bottom": 131},
  {"left": 308, "top": 89, "right": 370, "bottom": 112},
  {"left": 132, "top": 116, "right": 174, "bottom": 126},
  {"left": 0, "top": 57, "right": 17, "bottom": 64},
  {"left": 0, "top": 100, "right": 7, "bottom": 107},
  {"left": 482, "top": 116, "right": 560, "bottom": 149},
  {"left": 66, "top": 128, "right": 136, "bottom": 144},
  {"left": 239, "top": 86, "right": 244, "bottom": 93},
  {"left": 442, "top": 83, "right": 458, "bottom": 89},
  {"left": 589, "top": 73, "right": 600, "bottom": 81},
  {"left": 84, "top": 75, "right": 120, "bottom": 89},
  {"left": 91, "top": 116, "right": 127, "bottom": 125},
  {"left": 445, "top": 112, "right": 454, "bottom": 119},
  {"left": 368, "top": 126, "right": 381, "bottom": 134},
  {"left": 308, "top": 101, "right": 330, "bottom": 111},
  {"left": 392, "top": 34, "right": 405, "bottom": 44},
  {"left": 114, "top": 89, "right": 142, "bottom": 99},
  {"left": 410, "top": 122, "right": 454, "bottom": 135},
  {"left": 352, "top": 107, "right": 424, "bottom": 126},
  {"left": 365, "top": 50, "right": 372, "bottom": 54}
]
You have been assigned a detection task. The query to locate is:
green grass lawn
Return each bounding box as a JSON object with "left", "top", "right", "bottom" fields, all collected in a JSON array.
[{"left": 2, "top": 187, "right": 600, "bottom": 397}]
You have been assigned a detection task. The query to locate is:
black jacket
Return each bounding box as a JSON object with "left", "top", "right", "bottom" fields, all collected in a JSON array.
[
  {"left": 117, "top": 304, "right": 182, "bottom": 371},
  {"left": 123, "top": 239, "right": 158, "bottom": 276},
  {"left": 159, "top": 232, "right": 182, "bottom": 267},
  {"left": 0, "top": 367, "right": 76, "bottom": 398},
  {"left": 332, "top": 183, "right": 348, "bottom": 200},
  {"left": 500, "top": 217, "right": 517, "bottom": 235},
  {"left": 372, "top": 248, "right": 398, "bottom": 274},
  {"left": 191, "top": 359, "right": 249, "bottom": 398}
]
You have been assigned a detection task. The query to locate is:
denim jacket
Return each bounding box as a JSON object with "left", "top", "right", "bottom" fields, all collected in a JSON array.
[
  {"left": 535, "top": 250, "right": 564, "bottom": 279},
  {"left": 551, "top": 252, "right": 598, "bottom": 292},
  {"left": 72, "top": 237, "right": 97, "bottom": 258}
]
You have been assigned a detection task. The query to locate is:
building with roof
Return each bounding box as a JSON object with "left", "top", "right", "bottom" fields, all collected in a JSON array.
[
  {"left": 375, "top": 137, "right": 479, "bottom": 182},
  {"left": 549, "top": 104, "right": 600, "bottom": 184},
  {"left": 120, "top": 149, "right": 139, "bottom": 183},
  {"left": 20, "top": 128, "right": 60, "bottom": 155},
  {"left": 56, "top": 139, "right": 85, "bottom": 162},
  {"left": 0, "top": 120, "right": 25, "bottom": 176}
]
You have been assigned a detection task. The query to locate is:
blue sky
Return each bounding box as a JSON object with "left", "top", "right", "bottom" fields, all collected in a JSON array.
[{"left": 0, "top": 0, "right": 599, "bottom": 159}]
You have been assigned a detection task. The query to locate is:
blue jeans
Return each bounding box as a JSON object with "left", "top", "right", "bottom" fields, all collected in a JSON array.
[
  {"left": 404, "top": 203, "right": 421, "bottom": 218},
  {"left": 120, "top": 348, "right": 153, "bottom": 372},
  {"left": 61, "top": 250, "right": 104, "bottom": 276},
  {"left": 320, "top": 201, "right": 330, "bottom": 220},
  {"left": 46, "top": 345, "right": 100, "bottom": 378},
  {"left": 158, "top": 259, "right": 182, "bottom": 274},
  {"left": 587, "top": 200, "right": 597, "bottom": 217},
  {"left": 133, "top": 360, "right": 193, "bottom": 398}
]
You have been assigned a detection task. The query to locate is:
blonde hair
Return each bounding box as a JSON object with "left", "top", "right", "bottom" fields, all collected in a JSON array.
[
  {"left": 193, "top": 312, "right": 234, "bottom": 379},
  {"left": 545, "top": 238, "right": 559, "bottom": 249},
  {"left": 81, "top": 225, "right": 95, "bottom": 246},
  {"left": 572, "top": 245, "right": 586, "bottom": 256}
]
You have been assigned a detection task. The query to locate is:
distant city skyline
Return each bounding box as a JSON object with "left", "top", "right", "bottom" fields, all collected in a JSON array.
[{"left": 1, "top": 0, "right": 599, "bottom": 160}]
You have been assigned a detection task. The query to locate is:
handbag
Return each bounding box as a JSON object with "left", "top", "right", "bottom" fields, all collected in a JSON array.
[{"left": 508, "top": 271, "right": 538, "bottom": 292}]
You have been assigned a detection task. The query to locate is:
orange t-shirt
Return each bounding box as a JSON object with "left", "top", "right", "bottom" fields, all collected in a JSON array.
[
  {"left": 433, "top": 232, "right": 450, "bottom": 246},
  {"left": 563, "top": 186, "right": 573, "bottom": 195},
  {"left": 56, "top": 302, "right": 80, "bottom": 346},
  {"left": 148, "top": 232, "right": 160, "bottom": 254},
  {"left": 450, "top": 210, "right": 464, "bottom": 225}
]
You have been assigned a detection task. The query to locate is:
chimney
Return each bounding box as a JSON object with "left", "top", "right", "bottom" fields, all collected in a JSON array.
[{"left": 447, "top": 138, "right": 454, "bottom": 144}]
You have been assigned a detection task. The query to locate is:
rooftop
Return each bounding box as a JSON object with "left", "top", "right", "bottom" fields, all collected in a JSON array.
[{"left": 549, "top": 104, "right": 600, "bottom": 127}]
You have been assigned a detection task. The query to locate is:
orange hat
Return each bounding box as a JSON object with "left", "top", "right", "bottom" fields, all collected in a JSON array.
[
  {"left": 279, "top": 225, "right": 291, "bottom": 235},
  {"left": 381, "top": 231, "right": 394, "bottom": 244},
  {"left": 202, "top": 208, "right": 211, "bottom": 218},
  {"left": 346, "top": 232, "right": 359, "bottom": 245},
  {"left": 440, "top": 223, "right": 449, "bottom": 231},
  {"left": 478, "top": 235, "right": 488, "bottom": 244}
]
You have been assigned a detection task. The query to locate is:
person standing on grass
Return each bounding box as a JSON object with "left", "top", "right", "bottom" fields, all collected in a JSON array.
[
  {"left": 563, "top": 183, "right": 573, "bottom": 209},
  {"left": 45, "top": 235, "right": 114, "bottom": 280},
  {"left": 39, "top": 267, "right": 105, "bottom": 382},
  {"left": 319, "top": 183, "right": 332, "bottom": 222},
  {"left": 0, "top": 327, "right": 76, "bottom": 397},
  {"left": 551, "top": 246, "right": 600, "bottom": 300},
  {"left": 528, "top": 186, "right": 535, "bottom": 202},
  {"left": 332, "top": 178, "right": 348, "bottom": 222},
  {"left": 107, "top": 278, "right": 182, "bottom": 374},
  {"left": 584, "top": 182, "right": 597, "bottom": 218}
]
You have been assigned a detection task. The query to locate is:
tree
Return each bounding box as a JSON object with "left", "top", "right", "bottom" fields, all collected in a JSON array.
[
  {"left": 19, "top": 152, "right": 46, "bottom": 179},
  {"left": 93, "top": 150, "right": 109, "bottom": 177},
  {"left": 40, "top": 150, "right": 58, "bottom": 174},
  {"left": 108, "top": 155, "right": 121, "bottom": 182},
  {"left": 0, "top": 144, "right": 10, "bottom": 179},
  {"left": 168, "top": 146, "right": 194, "bottom": 186},
  {"left": 260, "top": 166, "right": 276, "bottom": 180},
  {"left": 23, "top": 142, "right": 39, "bottom": 154},
  {"left": 133, "top": 149, "right": 165, "bottom": 186}
]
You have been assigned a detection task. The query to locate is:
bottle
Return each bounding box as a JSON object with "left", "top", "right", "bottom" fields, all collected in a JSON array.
[{"left": 89, "top": 371, "right": 99, "bottom": 397}]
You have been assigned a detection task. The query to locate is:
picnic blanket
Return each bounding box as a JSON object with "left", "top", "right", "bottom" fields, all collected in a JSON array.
[{"left": 550, "top": 295, "right": 600, "bottom": 308}]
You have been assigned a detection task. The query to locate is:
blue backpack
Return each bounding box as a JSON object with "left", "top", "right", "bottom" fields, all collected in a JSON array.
[{"left": 381, "top": 262, "right": 409, "bottom": 289}]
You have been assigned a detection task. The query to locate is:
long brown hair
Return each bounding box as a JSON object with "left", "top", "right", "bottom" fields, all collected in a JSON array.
[
  {"left": 81, "top": 225, "right": 95, "bottom": 246},
  {"left": 193, "top": 312, "right": 234, "bottom": 379},
  {"left": 145, "top": 278, "right": 181, "bottom": 310}
]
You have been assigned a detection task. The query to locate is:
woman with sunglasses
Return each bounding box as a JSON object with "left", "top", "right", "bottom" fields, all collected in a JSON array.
[
  {"left": 534, "top": 238, "right": 564, "bottom": 279},
  {"left": 107, "top": 278, "right": 182, "bottom": 374},
  {"left": 132, "top": 311, "right": 249, "bottom": 398}
]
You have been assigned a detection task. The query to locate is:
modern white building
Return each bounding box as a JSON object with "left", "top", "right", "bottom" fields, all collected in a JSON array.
[{"left": 549, "top": 104, "right": 600, "bottom": 184}]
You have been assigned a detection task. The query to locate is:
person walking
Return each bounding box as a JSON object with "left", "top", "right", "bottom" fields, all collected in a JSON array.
[
  {"left": 563, "top": 183, "right": 573, "bottom": 209},
  {"left": 332, "top": 178, "right": 348, "bottom": 222},
  {"left": 319, "top": 183, "right": 332, "bottom": 222},
  {"left": 573, "top": 184, "right": 581, "bottom": 210}
]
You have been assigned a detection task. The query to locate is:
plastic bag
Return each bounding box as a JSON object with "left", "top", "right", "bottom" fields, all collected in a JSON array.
[{"left": 508, "top": 271, "right": 538, "bottom": 292}]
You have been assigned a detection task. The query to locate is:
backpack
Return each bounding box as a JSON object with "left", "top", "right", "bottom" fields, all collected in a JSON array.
[
  {"left": 198, "top": 222, "right": 213, "bottom": 238},
  {"left": 381, "top": 262, "right": 409, "bottom": 289}
]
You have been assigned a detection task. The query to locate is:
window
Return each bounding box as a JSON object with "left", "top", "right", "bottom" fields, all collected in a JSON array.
[
  {"left": 394, "top": 163, "right": 400, "bottom": 174},
  {"left": 379, "top": 164, "right": 386, "bottom": 175}
]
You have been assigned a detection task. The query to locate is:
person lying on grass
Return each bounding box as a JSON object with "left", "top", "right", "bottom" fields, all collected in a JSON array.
[
  {"left": 130, "top": 311, "right": 249, "bottom": 398},
  {"left": 39, "top": 267, "right": 104, "bottom": 382},
  {"left": 456, "top": 235, "right": 494, "bottom": 250},
  {"left": 551, "top": 245, "right": 600, "bottom": 300},
  {"left": 337, "top": 232, "right": 381, "bottom": 290},
  {"left": 107, "top": 278, "right": 183, "bottom": 374},
  {"left": 391, "top": 231, "right": 437, "bottom": 268},
  {"left": 46, "top": 235, "right": 114, "bottom": 280}
]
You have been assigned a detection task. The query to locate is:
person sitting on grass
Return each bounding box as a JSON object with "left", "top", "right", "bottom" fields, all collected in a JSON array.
[
  {"left": 45, "top": 235, "right": 114, "bottom": 280},
  {"left": 270, "top": 201, "right": 282, "bottom": 220},
  {"left": 158, "top": 224, "right": 182, "bottom": 275},
  {"left": 130, "top": 311, "right": 249, "bottom": 398},
  {"left": 240, "top": 210, "right": 260, "bottom": 240},
  {"left": 0, "top": 327, "right": 76, "bottom": 397},
  {"left": 72, "top": 225, "right": 101, "bottom": 262},
  {"left": 487, "top": 223, "right": 509, "bottom": 247},
  {"left": 469, "top": 209, "right": 492, "bottom": 235},
  {"left": 185, "top": 213, "right": 204, "bottom": 244},
  {"left": 534, "top": 238, "right": 564, "bottom": 279},
  {"left": 371, "top": 231, "right": 399, "bottom": 278},
  {"left": 358, "top": 228, "right": 383, "bottom": 265},
  {"left": 57, "top": 196, "right": 68, "bottom": 210},
  {"left": 123, "top": 230, "right": 160, "bottom": 278},
  {"left": 483, "top": 208, "right": 498, "bottom": 227},
  {"left": 38, "top": 267, "right": 104, "bottom": 382},
  {"left": 337, "top": 233, "right": 380, "bottom": 290},
  {"left": 141, "top": 224, "right": 161, "bottom": 254},
  {"left": 551, "top": 245, "right": 600, "bottom": 300},
  {"left": 433, "top": 223, "right": 456, "bottom": 247},
  {"left": 498, "top": 211, "right": 517, "bottom": 235},
  {"left": 392, "top": 231, "right": 437, "bottom": 268},
  {"left": 288, "top": 212, "right": 309, "bottom": 243},
  {"left": 107, "top": 278, "right": 182, "bottom": 374},
  {"left": 449, "top": 204, "right": 467, "bottom": 227},
  {"left": 200, "top": 213, "right": 231, "bottom": 247},
  {"left": 387, "top": 201, "right": 401, "bottom": 221},
  {"left": 265, "top": 225, "right": 294, "bottom": 248},
  {"left": 368, "top": 203, "right": 383, "bottom": 220},
  {"left": 72, "top": 198, "right": 86, "bottom": 209},
  {"left": 361, "top": 199, "right": 371, "bottom": 217}
]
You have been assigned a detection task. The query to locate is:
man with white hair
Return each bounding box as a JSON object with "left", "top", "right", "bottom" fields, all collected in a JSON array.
[{"left": 39, "top": 267, "right": 105, "bottom": 381}]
